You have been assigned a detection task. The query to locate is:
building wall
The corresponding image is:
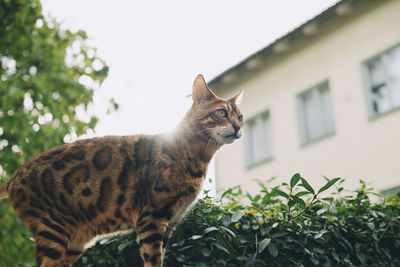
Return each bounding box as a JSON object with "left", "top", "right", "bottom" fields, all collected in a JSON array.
[{"left": 214, "top": 0, "right": 400, "bottom": 195}]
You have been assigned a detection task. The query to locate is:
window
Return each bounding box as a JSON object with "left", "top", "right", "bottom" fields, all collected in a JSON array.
[
  {"left": 297, "top": 81, "right": 335, "bottom": 145},
  {"left": 363, "top": 44, "right": 400, "bottom": 117},
  {"left": 244, "top": 111, "right": 273, "bottom": 167}
]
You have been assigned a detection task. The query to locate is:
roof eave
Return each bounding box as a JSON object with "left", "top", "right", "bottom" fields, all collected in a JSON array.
[{"left": 208, "top": 0, "right": 359, "bottom": 91}]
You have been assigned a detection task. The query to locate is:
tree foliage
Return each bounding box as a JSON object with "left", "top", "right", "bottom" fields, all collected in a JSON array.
[
  {"left": 75, "top": 176, "right": 400, "bottom": 266},
  {"left": 0, "top": 0, "right": 109, "bottom": 265},
  {"left": 0, "top": 0, "right": 108, "bottom": 177}
]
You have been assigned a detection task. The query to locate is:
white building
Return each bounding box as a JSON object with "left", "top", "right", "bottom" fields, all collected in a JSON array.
[{"left": 208, "top": 0, "right": 400, "bottom": 196}]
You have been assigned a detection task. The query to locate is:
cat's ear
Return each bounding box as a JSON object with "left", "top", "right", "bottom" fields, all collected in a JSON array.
[
  {"left": 229, "top": 90, "right": 243, "bottom": 105},
  {"left": 192, "top": 74, "right": 217, "bottom": 104}
]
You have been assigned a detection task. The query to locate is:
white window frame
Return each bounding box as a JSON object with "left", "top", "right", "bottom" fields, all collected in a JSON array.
[
  {"left": 296, "top": 81, "right": 335, "bottom": 146},
  {"left": 244, "top": 110, "right": 273, "bottom": 168},
  {"left": 362, "top": 43, "right": 400, "bottom": 118}
]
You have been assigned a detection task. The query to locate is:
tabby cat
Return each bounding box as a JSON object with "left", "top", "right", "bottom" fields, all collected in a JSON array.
[{"left": 0, "top": 75, "right": 243, "bottom": 267}]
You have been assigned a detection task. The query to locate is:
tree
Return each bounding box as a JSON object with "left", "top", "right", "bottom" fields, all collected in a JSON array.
[{"left": 0, "top": 0, "right": 110, "bottom": 265}]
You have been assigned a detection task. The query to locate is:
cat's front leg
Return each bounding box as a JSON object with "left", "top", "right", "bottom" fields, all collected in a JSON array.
[
  {"left": 161, "top": 221, "right": 177, "bottom": 255},
  {"left": 136, "top": 212, "right": 168, "bottom": 266}
]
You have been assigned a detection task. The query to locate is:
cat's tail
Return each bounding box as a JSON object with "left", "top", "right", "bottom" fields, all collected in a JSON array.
[{"left": 0, "top": 181, "right": 9, "bottom": 199}]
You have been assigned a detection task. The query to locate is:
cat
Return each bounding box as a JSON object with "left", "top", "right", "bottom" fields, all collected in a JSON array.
[{"left": 0, "top": 74, "right": 243, "bottom": 267}]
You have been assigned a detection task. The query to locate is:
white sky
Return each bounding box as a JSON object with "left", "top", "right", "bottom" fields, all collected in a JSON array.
[{"left": 40, "top": 0, "right": 339, "bottom": 136}]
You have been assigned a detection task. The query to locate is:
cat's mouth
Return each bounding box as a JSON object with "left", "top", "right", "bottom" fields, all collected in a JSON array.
[
  {"left": 217, "top": 130, "right": 242, "bottom": 144},
  {"left": 221, "top": 135, "right": 237, "bottom": 144}
]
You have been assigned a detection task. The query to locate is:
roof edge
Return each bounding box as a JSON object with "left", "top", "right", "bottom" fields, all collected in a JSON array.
[{"left": 208, "top": 0, "right": 357, "bottom": 90}]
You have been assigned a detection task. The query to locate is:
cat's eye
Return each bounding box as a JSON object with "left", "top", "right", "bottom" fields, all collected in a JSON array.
[
  {"left": 217, "top": 109, "right": 227, "bottom": 118},
  {"left": 238, "top": 114, "right": 243, "bottom": 122}
]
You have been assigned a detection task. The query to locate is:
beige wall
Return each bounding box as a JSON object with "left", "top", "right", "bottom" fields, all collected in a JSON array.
[{"left": 215, "top": 0, "right": 400, "bottom": 195}]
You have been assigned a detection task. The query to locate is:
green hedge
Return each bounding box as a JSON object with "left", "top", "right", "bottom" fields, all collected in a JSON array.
[{"left": 74, "top": 175, "right": 400, "bottom": 267}]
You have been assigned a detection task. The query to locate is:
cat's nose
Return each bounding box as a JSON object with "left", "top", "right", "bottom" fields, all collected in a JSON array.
[
  {"left": 232, "top": 123, "right": 242, "bottom": 139},
  {"left": 232, "top": 123, "right": 241, "bottom": 133}
]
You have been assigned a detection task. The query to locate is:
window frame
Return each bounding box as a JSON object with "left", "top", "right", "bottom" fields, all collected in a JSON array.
[
  {"left": 296, "top": 80, "right": 336, "bottom": 146},
  {"left": 362, "top": 43, "right": 400, "bottom": 119},
  {"left": 243, "top": 109, "right": 274, "bottom": 169}
]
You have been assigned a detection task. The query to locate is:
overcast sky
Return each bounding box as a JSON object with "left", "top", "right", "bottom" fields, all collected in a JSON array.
[{"left": 40, "top": 0, "right": 339, "bottom": 136}]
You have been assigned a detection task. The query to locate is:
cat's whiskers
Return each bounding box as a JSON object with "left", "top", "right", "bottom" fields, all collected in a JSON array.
[
  {"left": 212, "top": 136, "right": 222, "bottom": 151},
  {"left": 207, "top": 131, "right": 222, "bottom": 150},
  {"left": 219, "top": 126, "right": 235, "bottom": 135},
  {"left": 217, "top": 135, "right": 224, "bottom": 148},
  {"left": 193, "top": 127, "right": 214, "bottom": 136},
  {"left": 206, "top": 131, "right": 218, "bottom": 148}
]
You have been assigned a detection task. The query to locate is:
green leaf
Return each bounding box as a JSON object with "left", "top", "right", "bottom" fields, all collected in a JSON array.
[
  {"left": 310, "top": 257, "right": 319, "bottom": 265},
  {"left": 315, "top": 230, "right": 328, "bottom": 239},
  {"left": 292, "top": 196, "right": 306, "bottom": 208},
  {"left": 259, "top": 238, "right": 271, "bottom": 253},
  {"left": 300, "top": 178, "right": 315, "bottom": 194},
  {"left": 274, "top": 188, "right": 289, "bottom": 198},
  {"left": 271, "top": 232, "right": 286, "bottom": 239},
  {"left": 117, "top": 243, "right": 128, "bottom": 252},
  {"left": 213, "top": 243, "right": 230, "bottom": 254},
  {"left": 316, "top": 208, "right": 327, "bottom": 216},
  {"left": 246, "top": 192, "right": 253, "bottom": 201},
  {"left": 331, "top": 251, "right": 340, "bottom": 262},
  {"left": 242, "top": 224, "right": 250, "bottom": 231},
  {"left": 220, "top": 226, "right": 236, "bottom": 238},
  {"left": 204, "top": 226, "right": 218, "bottom": 234},
  {"left": 220, "top": 185, "right": 241, "bottom": 201},
  {"left": 176, "top": 255, "right": 185, "bottom": 262},
  {"left": 295, "top": 191, "right": 313, "bottom": 197},
  {"left": 202, "top": 248, "right": 211, "bottom": 257},
  {"left": 222, "top": 215, "right": 231, "bottom": 226},
  {"left": 356, "top": 252, "right": 367, "bottom": 264},
  {"left": 268, "top": 242, "right": 278, "bottom": 257},
  {"left": 231, "top": 210, "right": 245, "bottom": 223},
  {"left": 290, "top": 173, "right": 301, "bottom": 188},
  {"left": 99, "top": 238, "right": 109, "bottom": 245},
  {"left": 318, "top": 178, "right": 341, "bottom": 194},
  {"left": 178, "top": 245, "right": 194, "bottom": 251},
  {"left": 253, "top": 195, "right": 261, "bottom": 202},
  {"left": 216, "top": 258, "right": 227, "bottom": 265}
]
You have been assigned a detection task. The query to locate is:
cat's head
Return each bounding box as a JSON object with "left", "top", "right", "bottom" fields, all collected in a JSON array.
[{"left": 189, "top": 74, "right": 243, "bottom": 145}]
